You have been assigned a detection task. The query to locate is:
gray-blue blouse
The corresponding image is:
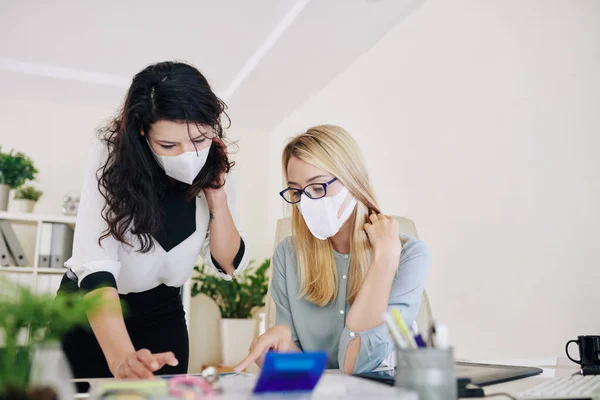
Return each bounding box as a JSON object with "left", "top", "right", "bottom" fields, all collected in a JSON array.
[{"left": 271, "top": 234, "right": 431, "bottom": 373}]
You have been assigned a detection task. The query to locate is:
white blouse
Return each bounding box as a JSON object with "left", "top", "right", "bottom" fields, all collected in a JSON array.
[{"left": 65, "top": 140, "right": 249, "bottom": 294}]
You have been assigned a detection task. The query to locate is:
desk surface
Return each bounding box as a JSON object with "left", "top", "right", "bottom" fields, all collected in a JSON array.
[
  {"left": 78, "top": 372, "right": 417, "bottom": 399},
  {"left": 476, "top": 357, "right": 580, "bottom": 397},
  {"left": 75, "top": 357, "right": 579, "bottom": 399}
]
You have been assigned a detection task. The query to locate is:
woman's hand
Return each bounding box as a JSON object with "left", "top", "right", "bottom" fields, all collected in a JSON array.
[
  {"left": 203, "top": 138, "right": 229, "bottom": 213},
  {"left": 363, "top": 213, "right": 402, "bottom": 266},
  {"left": 110, "top": 349, "right": 178, "bottom": 379},
  {"left": 233, "top": 325, "right": 295, "bottom": 372},
  {"left": 203, "top": 173, "right": 228, "bottom": 213}
]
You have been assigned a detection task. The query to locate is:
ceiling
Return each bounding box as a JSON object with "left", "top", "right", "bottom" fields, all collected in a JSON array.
[{"left": 0, "top": 0, "right": 424, "bottom": 133}]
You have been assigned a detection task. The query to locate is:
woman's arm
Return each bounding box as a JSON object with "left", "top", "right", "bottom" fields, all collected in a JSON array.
[
  {"left": 340, "top": 225, "right": 431, "bottom": 374},
  {"left": 87, "top": 288, "right": 178, "bottom": 378},
  {"left": 201, "top": 171, "right": 249, "bottom": 277},
  {"left": 340, "top": 214, "right": 402, "bottom": 374},
  {"left": 233, "top": 239, "right": 301, "bottom": 372},
  {"left": 203, "top": 185, "right": 240, "bottom": 276},
  {"left": 341, "top": 214, "right": 401, "bottom": 374},
  {"left": 86, "top": 288, "right": 151, "bottom": 377},
  {"left": 342, "top": 256, "right": 398, "bottom": 373}
]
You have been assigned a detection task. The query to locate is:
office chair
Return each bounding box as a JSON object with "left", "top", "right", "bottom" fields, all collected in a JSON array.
[{"left": 264, "top": 216, "right": 433, "bottom": 332}]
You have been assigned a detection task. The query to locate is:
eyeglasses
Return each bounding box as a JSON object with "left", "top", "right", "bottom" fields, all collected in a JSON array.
[{"left": 279, "top": 177, "right": 338, "bottom": 204}]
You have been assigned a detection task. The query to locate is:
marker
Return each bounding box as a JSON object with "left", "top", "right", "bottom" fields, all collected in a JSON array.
[
  {"left": 411, "top": 324, "right": 427, "bottom": 348},
  {"left": 391, "top": 308, "right": 418, "bottom": 349},
  {"left": 382, "top": 312, "right": 408, "bottom": 349}
]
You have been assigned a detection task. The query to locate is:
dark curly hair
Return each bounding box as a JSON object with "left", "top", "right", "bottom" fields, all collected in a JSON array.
[{"left": 97, "top": 61, "right": 233, "bottom": 252}]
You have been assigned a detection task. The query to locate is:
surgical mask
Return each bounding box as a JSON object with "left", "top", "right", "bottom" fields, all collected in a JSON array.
[
  {"left": 298, "top": 186, "right": 357, "bottom": 240},
  {"left": 147, "top": 140, "right": 211, "bottom": 185}
]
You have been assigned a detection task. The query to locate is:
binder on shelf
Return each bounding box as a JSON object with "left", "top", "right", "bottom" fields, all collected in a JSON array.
[
  {"left": 0, "top": 220, "right": 29, "bottom": 267},
  {"left": 38, "top": 222, "right": 53, "bottom": 268},
  {"left": 49, "top": 223, "right": 74, "bottom": 269},
  {"left": 0, "top": 229, "right": 13, "bottom": 267}
]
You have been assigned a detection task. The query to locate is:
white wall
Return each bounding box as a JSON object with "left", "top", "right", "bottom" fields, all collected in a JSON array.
[
  {"left": 266, "top": 0, "right": 600, "bottom": 361},
  {"left": 0, "top": 96, "right": 110, "bottom": 215},
  {"left": 0, "top": 96, "right": 112, "bottom": 266},
  {"left": 227, "top": 125, "right": 272, "bottom": 262}
]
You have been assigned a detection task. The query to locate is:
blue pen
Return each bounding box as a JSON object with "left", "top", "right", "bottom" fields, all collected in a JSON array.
[{"left": 411, "top": 325, "right": 427, "bottom": 348}]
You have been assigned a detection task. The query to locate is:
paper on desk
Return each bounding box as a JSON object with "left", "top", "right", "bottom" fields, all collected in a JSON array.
[{"left": 219, "top": 372, "right": 417, "bottom": 400}]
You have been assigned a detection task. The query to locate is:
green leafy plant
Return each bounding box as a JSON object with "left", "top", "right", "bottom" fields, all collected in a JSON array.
[
  {"left": 0, "top": 147, "right": 38, "bottom": 189},
  {"left": 0, "top": 279, "right": 105, "bottom": 393},
  {"left": 191, "top": 259, "right": 270, "bottom": 319},
  {"left": 14, "top": 186, "right": 43, "bottom": 202}
]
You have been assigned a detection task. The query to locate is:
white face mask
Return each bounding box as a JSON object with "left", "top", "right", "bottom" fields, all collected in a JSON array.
[
  {"left": 298, "top": 186, "right": 358, "bottom": 240},
  {"left": 147, "top": 140, "right": 212, "bottom": 185}
]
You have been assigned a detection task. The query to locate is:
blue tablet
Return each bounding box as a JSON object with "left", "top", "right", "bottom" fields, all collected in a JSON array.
[{"left": 253, "top": 351, "right": 328, "bottom": 394}]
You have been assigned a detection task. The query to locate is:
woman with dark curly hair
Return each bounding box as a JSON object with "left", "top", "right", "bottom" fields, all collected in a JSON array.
[{"left": 56, "top": 61, "right": 249, "bottom": 380}]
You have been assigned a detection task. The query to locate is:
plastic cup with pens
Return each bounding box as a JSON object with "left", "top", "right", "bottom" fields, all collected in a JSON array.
[{"left": 383, "top": 309, "right": 457, "bottom": 400}]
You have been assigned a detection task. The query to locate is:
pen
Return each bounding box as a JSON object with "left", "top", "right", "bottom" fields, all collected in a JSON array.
[
  {"left": 382, "top": 312, "right": 408, "bottom": 349},
  {"left": 391, "top": 308, "right": 418, "bottom": 349},
  {"left": 411, "top": 324, "right": 427, "bottom": 348}
]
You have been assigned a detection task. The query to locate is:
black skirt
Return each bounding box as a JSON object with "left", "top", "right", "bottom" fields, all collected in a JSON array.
[{"left": 57, "top": 273, "right": 189, "bottom": 380}]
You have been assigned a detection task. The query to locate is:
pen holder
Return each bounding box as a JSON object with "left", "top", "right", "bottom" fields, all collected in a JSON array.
[{"left": 395, "top": 348, "right": 457, "bottom": 400}]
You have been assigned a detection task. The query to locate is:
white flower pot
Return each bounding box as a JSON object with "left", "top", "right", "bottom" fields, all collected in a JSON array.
[
  {"left": 220, "top": 318, "right": 258, "bottom": 367},
  {"left": 14, "top": 199, "right": 36, "bottom": 213},
  {"left": 0, "top": 184, "right": 9, "bottom": 211},
  {"left": 30, "top": 341, "right": 75, "bottom": 400}
]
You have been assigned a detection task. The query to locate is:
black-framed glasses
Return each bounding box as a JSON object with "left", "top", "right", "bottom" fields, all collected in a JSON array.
[{"left": 279, "top": 177, "right": 338, "bottom": 204}]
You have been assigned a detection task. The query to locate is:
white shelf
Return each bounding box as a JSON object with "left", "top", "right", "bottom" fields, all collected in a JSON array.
[
  {"left": 38, "top": 268, "right": 68, "bottom": 274},
  {"left": 0, "top": 266, "right": 67, "bottom": 274},
  {"left": 0, "top": 211, "right": 77, "bottom": 224},
  {"left": 0, "top": 266, "right": 35, "bottom": 273},
  {"left": 0, "top": 213, "right": 75, "bottom": 294}
]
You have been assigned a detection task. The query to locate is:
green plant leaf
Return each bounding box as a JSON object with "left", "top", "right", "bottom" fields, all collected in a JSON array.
[
  {"left": 190, "top": 258, "right": 271, "bottom": 319},
  {"left": 13, "top": 185, "right": 43, "bottom": 201},
  {"left": 0, "top": 278, "right": 105, "bottom": 391},
  {"left": 0, "top": 147, "right": 38, "bottom": 189}
]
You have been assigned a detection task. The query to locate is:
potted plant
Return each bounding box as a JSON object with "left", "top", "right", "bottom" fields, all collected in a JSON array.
[
  {"left": 13, "top": 186, "right": 43, "bottom": 214},
  {"left": 0, "top": 279, "right": 104, "bottom": 399},
  {"left": 191, "top": 259, "right": 270, "bottom": 367},
  {"left": 0, "top": 148, "right": 38, "bottom": 211}
]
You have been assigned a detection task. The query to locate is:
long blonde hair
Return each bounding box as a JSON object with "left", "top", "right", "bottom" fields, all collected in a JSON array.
[{"left": 282, "top": 125, "right": 381, "bottom": 306}]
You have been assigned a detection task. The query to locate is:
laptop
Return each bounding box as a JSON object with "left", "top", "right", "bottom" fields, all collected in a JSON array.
[{"left": 354, "top": 361, "right": 543, "bottom": 387}]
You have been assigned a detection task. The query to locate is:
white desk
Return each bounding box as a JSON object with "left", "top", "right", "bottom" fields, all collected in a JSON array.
[
  {"left": 75, "top": 357, "right": 579, "bottom": 399},
  {"left": 473, "top": 357, "right": 580, "bottom": 397},
  {"left": 77, "top": 372, "right": 416, "bottom": 399}
]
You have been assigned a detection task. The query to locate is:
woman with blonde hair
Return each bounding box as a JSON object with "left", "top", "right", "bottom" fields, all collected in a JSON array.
[{"left": 235, "top": 125, "right": 430, "bottom": 374}]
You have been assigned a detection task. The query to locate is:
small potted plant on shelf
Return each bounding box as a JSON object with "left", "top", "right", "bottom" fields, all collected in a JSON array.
[
  {"left": 0, "top": 147, "right": 38, "bottom": 212},
  {"left": 0, "top": 279, "right": 105, "bottom": 400},
  {"left": 191, "top": 259, "right": 270, "bottom": 367},
  {"left": 13, "top": 186, "right": 43, "bottom": 214}
]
